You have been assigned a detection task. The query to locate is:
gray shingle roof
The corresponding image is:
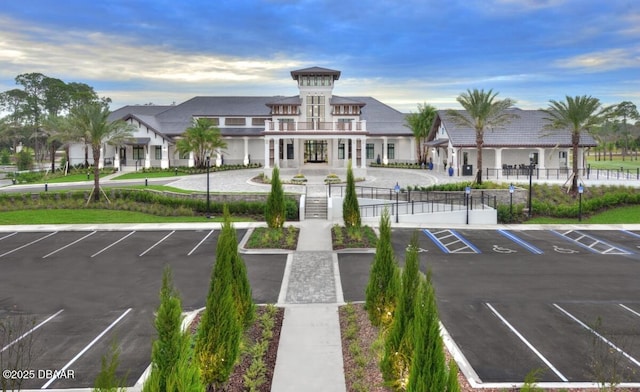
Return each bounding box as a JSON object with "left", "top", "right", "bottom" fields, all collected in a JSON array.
[
  {"left": 110, "top": 95, "right": 411, "bottom": 138},
  {"left": 434, "top": 109, "right": 597, "bottom": 148}
]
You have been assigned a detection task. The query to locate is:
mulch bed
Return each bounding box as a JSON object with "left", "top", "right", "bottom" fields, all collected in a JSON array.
[{"left": 189, "top": 306, "right": 284, "bottom": 391}]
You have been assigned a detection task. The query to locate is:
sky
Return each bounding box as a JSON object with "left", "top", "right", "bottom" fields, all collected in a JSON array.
[{"left": 0, "top": 0, "right": 638, "bottom": 113}]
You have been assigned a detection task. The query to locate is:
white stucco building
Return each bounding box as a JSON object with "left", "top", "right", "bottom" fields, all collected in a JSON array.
[{"left": 69, "top": 67, "right": 413, "bottom": 176}]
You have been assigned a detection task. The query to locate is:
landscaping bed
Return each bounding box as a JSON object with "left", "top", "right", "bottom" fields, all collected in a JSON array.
[
  {"left": 332, "top": 225, "right": 378, "bottom": 250},
  {"left": 244, "top": 227, "right": 300, "bottom": 250}
]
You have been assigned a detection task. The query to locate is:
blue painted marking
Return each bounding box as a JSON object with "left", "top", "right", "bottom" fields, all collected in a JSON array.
[
  {"left": 622, "top": 230, "right": 640, "bottom": 239},
  {"left": 550, "top": 230, "right": 633, "bottom": 255},
  {"left": 497, "top": 230, "right": 544, "bottom": 254},
  {"left": 422, "top": 229, "right": 450, "bottom": 254},
  {"left": 573, "top": 230, "right": 634, "bottom": 254},
  {"left": 550, "top": 230, "right": 598, "bottom": 254},
  {"left": 450, "top": 230, "right": 482, "bottom": 253}
]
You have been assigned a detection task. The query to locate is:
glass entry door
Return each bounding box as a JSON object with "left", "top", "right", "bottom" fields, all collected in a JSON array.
[{"left": 305, "top": 140, "right": 328, "bottom": 163}]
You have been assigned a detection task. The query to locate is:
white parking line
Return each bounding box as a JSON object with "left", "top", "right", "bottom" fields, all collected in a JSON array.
[
  {"left": 486, "top": 303, "right": 568, "bottom": 381},
  {"left": 0, "top": 232, "right": 17, "bottom": 241},
  {"left": 139, "top": 231, "right": 175, "bottom": 257},
  {"left": 0, "top": 232, "right": 58, "bottom": 258},
  {"left": 554, "top": 303, "right": 640, "bottom": 368},
  {"left": 91, "top": 231, "right": 136, "bottom": 257},
  {"left": 187, "top": 229, "right": 214, "bottom": 256},
  {"left": 620, "top": 304, "right": 640, "bottom": 318},
  {"left": 40, "top": 308, "right": 132, "bottom": 389},
  {"left": 0, "top": 309, "right": 64, "bottom": 353},
  {"left": 42, "top": 231, "right": 96, "bottom": 259}
]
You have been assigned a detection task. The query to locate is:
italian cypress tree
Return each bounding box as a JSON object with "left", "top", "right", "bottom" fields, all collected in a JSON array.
[
  {"left": 220, "top": 204, "right": 255, "bottom": 329},
  {"left": 446, "top": 359, "right": 461, "bottom": 392},
  {"left": 195, "top": 220, "right": 241, "bottom": 389},
  {"left": 342, "top": 160, "right": 361, "bottom": 227},
  {"left": 407, "top": 272, "right": 447, "bottom": 392},
  {"left": 144, "top": 266, "right": 203, "bottom": 392},
  {"left": 381, "top": 233, "right": 421, "bottom": 389},
  {"left": 145, "top": 266, "right": 184, "bottom": 392},
  {"left": 265, "top": 167, "right": 285, "bottom": 228},
  {"left": 365, "top": 207, "right": 400, "bottom": 328}
]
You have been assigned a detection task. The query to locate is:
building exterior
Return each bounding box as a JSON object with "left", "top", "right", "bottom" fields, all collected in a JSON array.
[
  {"left": 67, "top": 67, "right": 598, "bottom": 180},
  {"left": 68, "top": 67, "right": 413, "bottom": 176},
  {"left": 427, "top": 109, "right": 598, "bottom": 179}
]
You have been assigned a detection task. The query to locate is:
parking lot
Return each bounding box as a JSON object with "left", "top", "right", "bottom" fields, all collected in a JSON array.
[
  {"left": 3, "top": 226, "right": 640, "bottom": 388},
  {"left": 0, "top": 229, "right": 286, "bottom": 389},
  {"left": 339, "top": 228, "right": 640, "bottom": 385}
]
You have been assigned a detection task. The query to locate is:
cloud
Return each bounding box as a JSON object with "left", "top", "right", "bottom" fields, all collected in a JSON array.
[
  {"left": 0, "top": 16, "right": 301, "bottom": 86},
  {"left": 554, "top": 48, "right": 640, "bottom": 72}
]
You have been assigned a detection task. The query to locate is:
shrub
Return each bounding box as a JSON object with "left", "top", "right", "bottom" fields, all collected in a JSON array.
[
  {"left": 220, "top": 204, "right": 255, "bottom": 329},
  {"left": 381, "top": 233, "right": 421, "bottom": 390},
  {"left": 195, "top": 214, "right": 242, "bottom": 388},
  {"left": 365, "top": 208, "right": 400, "bottom": 328},
  {"left": 343, "top": 160, "right": 361, "bottom": 228},
  {"left": 265, "top": 167, "right": 286, "bottom": 228}
]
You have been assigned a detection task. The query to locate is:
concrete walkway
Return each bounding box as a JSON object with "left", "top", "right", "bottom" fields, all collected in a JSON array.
[{"left": 271, "top": 217, "right": 346, "bottom": 392}]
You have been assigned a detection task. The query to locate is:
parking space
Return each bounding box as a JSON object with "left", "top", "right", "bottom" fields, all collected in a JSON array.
[
  {"left": 339, "top": 228, "right": 640, "bottom": 385},
  {"left": 0, "top": 229, "right": 286, "bottom": 388}
]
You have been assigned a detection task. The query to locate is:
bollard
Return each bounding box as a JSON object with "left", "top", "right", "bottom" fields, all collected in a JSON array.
[
  {"left": 45, "top": 183, "right": 48, "bottom": 192},
  {"left": 145, "top": 178, "right": 148, "bottom": 186},
  {"left": 175, "top": 168, "right": 178, "bottom": 176}
]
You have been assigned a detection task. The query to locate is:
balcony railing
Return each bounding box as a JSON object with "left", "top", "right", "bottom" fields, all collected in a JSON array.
[{"left": 265, "top": 120, "right": 366, "bottom": 132}]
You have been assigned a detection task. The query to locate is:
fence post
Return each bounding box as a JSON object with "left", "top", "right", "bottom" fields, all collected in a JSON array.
[{"left": 412, "top": 200, "right": 414, "bottom": 214}]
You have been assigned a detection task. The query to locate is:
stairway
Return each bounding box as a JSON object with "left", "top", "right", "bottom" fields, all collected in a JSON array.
[{"left": 305, "top": 197, "right": 327, "bottom": 219}]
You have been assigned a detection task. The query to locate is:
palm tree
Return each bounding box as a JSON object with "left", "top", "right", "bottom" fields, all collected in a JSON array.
[
  {"left": 446, "top": 89, "right": 516, "bottom": 184},
  {"left": 542, "top": 95, "right": 612, "bottom": 192},
  {"left": 68, "top": 103, "right": 134, "bottom": 201},
  {"left": 405, "top": 103, "right": 437, "bottom": 165},
  {"left": 176, "top": 118, "right": 227, "bottom": 169}
]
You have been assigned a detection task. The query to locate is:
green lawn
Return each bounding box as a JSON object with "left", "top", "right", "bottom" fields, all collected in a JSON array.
[
  {"left": 527, "top": 205, "right": 640, "bottom": 224},
  {"left": 586, "top": 155, "right": 640, "bottom": 170},
  {"left": 0, "top": 209, "right": 254, "bottom": 224}
]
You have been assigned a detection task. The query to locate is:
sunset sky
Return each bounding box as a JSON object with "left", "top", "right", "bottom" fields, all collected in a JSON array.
[{"left": 1, "top": 0, "right": 638, "bottom": 112}]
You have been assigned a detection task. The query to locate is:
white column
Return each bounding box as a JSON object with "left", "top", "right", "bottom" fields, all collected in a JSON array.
[
  {"left": 537, "top": 147, "right": 545, "bottom": 170},
  {"left": 161, "top": 143, "right": 169, "bottom": 169},
  {"left": 410, "top": 137, "right": 415, "bottom": 162},
  {"left": 274, "top": 137, "right": 280, "bottom": 168},
  {"left": 144, "top": 145, "right": 151, "bottom": 168},
  {"left": 264, "top": 138, "right": 270, "bottom": 169},
  {"left": 382, "top": 137, "right": 388, "bottom": 165},
  {"left": 495, "top": 148, "right": 503, "bottom": 178},
  {"left": 98, "top": 145, "right": 105, "bottom": 169},
  {"left": 243, "top": 137, "right": 249, "bottom": 165},
  {"left": 188, "top": 151, "right": 195, "bottom": 168},
  {"left": 215, "top": 149, "right": 222, "bottom": 167},
  {"left": 361, "top": 137, "right": 367, "bottom": 168},
  {"left": 114, "top": 147, "right": 120, "bottom": 171}
]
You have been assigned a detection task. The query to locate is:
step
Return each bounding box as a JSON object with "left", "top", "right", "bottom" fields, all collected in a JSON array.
[{"left": 305, "top": 197, "right": 327, "bottom": 219}]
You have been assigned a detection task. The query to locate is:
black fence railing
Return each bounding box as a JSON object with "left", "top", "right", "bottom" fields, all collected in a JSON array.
[
  {"left": 485, "top": 167, "right": 640, "bottom": 181},
  {"left": 328, "top": 184, "right": 498, "bottom": 218}
]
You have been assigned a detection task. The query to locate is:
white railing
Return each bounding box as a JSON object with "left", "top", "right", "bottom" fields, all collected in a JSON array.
[{"left": 265, "top": 120, "right": 366, "bottom": 132}]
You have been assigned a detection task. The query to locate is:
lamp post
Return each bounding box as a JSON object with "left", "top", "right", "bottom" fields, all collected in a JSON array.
[
  {"left": 465, "top": 185, "right": 471, "bottom": 225},
  {"left": 509, "top": 183, "right": 514, "bottom": 219},
  {"left": 206, "top": 156, "right": 211, "bottom": 218},
  {"left": 578, "top": 183, "right": 584, "bottom": 221},
  {"left": 528, "top": 153, "right": 534, "bottom": 218},
  {"left": 394, "top": 182, "right": 400, "bottom": 223}
]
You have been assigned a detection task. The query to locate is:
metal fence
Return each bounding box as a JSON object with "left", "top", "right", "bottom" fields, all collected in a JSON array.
[
  {"left": 329, "top": 184, "right": 497, "bottom": 218},
  {"left": 485, "top": 167, "right": 640, "bottom": 181}
]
